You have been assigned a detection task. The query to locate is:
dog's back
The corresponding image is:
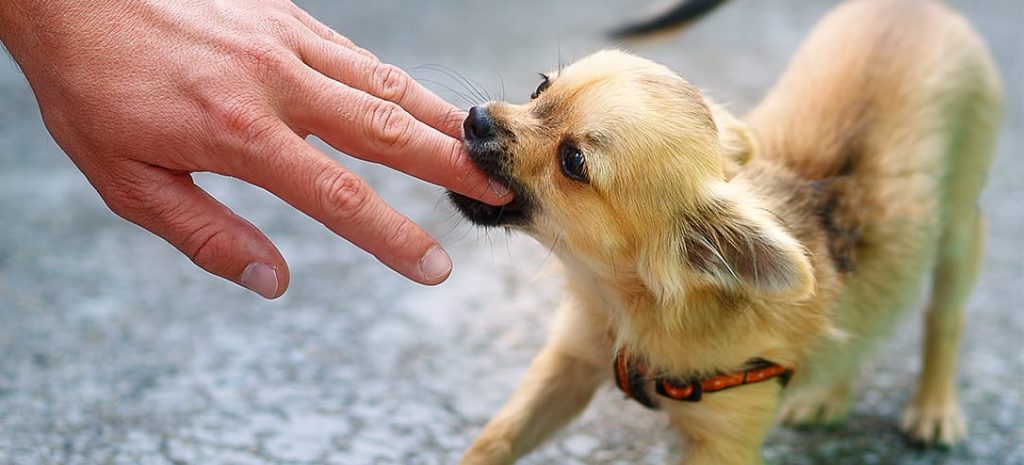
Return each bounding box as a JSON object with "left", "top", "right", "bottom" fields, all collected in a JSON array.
[{"left": 749, "top": 0, "right": 1001, "bottom": 182}]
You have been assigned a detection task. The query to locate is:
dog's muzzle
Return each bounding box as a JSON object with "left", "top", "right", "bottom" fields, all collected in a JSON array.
[{"left": 448, "top": 106, "right": 532, "bottom": 227}]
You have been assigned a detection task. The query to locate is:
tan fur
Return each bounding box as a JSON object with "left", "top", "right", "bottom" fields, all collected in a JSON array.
[{"left": 457, "top": 1, "right": 1003, "bottom": 463}]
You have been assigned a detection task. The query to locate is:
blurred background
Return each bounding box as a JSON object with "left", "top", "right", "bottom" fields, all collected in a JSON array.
[{"left": 1, "top": 1, "right": 1021, "bottom": 464}]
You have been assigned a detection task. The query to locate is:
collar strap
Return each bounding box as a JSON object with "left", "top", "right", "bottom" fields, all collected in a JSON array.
[{"left": 613, "top": 349, "right": 794, "bottom": 408}]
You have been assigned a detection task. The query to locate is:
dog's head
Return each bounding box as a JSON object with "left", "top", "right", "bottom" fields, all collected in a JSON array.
[{"left": 450, "top": 50, "right": 812, "bottom": 301}]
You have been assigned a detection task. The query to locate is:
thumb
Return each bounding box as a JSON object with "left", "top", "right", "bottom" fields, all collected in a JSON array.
[{"left": 98, "top": 166, "right": 289, "bottom": 299}]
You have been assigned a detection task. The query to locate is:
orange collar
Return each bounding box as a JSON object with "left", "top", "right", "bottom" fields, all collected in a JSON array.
[{"left": 613, "top": 349, "right": 794, "bottom": 408}]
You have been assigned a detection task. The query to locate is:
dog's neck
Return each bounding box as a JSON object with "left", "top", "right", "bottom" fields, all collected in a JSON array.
[{"left": 556, "top": 236, "right": 768, "bottom": 371}]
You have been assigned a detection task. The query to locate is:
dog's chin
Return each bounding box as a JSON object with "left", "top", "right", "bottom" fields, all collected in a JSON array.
[{"left": 448, "top": 191, "right": 530, "bottom": 227}]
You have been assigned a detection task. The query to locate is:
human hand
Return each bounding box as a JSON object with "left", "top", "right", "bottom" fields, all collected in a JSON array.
[{"left": 0, "top": 0, "right": 510, "bottom": 297}]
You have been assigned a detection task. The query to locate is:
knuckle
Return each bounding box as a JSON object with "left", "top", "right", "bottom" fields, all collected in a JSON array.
[
  {"left": 371, "top": 63, "right": 412, "bottom": 103},
  {"left": 366, "top": 100, "right": 412, "bottom": 151},
  {"left": 262, "top": 13, "right": 293, "bottom": 35},
  {"left": 317, "top": 169, "right": 370, "bottom": 225},
  {"left": 99, "top": 173, "right": 154, "bottom": 221},
  {"left": 235, "top": 40, "right": 291, "bottom": 80},
  {"left": 182, "top": 222, "right": 230, "bottom": 266},
  {"left": 262, "top": 13, "right": 306, "bottom": 49},
  {"left": 208, "top": 96, "right": 278, "bottom": 147}
]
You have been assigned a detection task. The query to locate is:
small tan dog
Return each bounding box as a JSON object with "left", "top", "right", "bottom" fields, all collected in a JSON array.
[{"left": 448, "top": 0, "right": 1003, "bottom": 463}]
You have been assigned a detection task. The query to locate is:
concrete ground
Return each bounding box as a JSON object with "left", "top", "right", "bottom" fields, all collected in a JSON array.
[{"left": 1, "top": 1, "right": 1021, "bottom": 464}]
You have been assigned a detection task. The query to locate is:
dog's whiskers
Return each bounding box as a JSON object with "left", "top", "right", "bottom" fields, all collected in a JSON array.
[
  {"left": 416, "top": 77, "right": 479, "bottom": 107},
  {"left": 537, "top": 234, "right": 563, "bottom": 275},
  {"left": 414, "top": 63, "right": 494, "bottom": 104}
]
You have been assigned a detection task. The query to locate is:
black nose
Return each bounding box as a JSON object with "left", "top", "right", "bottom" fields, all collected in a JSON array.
[{"left": 464, "top": 105, "right": 495, "bottom": 140}]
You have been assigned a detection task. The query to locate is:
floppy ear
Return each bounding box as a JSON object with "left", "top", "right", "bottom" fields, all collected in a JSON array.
[
  {"left": 680, "top": 193, "right": 814, "bottom": 299},
  {"left": 706, "top": 100, "right": 758, "bottom": 180}
]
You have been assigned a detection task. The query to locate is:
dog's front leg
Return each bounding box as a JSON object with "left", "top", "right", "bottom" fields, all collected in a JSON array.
[
  {"left": 665, "top": 381, "right": 782, "bottom": 465},
  {"left": 460, "top": 301, "right": 610, "bottom": 465}
]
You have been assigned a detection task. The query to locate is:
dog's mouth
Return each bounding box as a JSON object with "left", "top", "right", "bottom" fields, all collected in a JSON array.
[
  {"left": 448, "top": 190, "right": 530, "bottom": 227},
  {"left": 448, "top": 140, "right": 533, "bottom": 227}
]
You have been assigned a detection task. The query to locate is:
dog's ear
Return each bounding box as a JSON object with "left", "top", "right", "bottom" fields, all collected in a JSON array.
[
  {"left": 707, "top": 100, "right": 758, "bottom": 180},
  {"left": 680, "top": 190, "right": 814, "bottom": 299}
]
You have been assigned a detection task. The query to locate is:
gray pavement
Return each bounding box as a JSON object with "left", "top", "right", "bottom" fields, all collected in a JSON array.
[{"left": 1, "top": 1, "right": 1022, "bottom": 464}]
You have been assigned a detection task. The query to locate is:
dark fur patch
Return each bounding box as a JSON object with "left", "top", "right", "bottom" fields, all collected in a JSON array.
[{"left": 811, "top": 178, "right": 863, "bottom": 274}]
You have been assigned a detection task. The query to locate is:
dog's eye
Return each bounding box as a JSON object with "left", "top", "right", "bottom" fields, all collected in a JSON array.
[
  {"left": 531, "top": 74, "right": 551, "bottom": 100},
  {"left": 560, "top": 143, "right": 588, "bottom": 183}
]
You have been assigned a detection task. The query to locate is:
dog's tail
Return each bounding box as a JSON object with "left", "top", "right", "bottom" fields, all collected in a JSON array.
[{"left": 609, "top": 0, "right": 730, "bottom": 39}]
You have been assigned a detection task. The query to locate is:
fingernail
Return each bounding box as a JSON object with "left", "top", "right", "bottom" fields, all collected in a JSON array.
[
  {"left": 240, "top": 262, "right": 279, "bottom": 299},
  {"left": 419, "top": 246, "right": 452, "bottom": 283},
  {"left": 489, "top": 180, "right": 512, "bottom": 198}
]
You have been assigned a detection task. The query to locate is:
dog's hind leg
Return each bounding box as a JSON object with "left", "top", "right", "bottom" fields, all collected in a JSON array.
[
  {"left": 901, "top": 78, "right": 999, "bottom": 446},
  {"left": 901, "top": 209, "right": 983, "bottom": 447}
]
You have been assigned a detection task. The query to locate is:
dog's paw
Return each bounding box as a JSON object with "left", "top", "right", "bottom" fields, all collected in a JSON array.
[
  {"left": 778, "top": 384, "right": 852, "bottom": 427},
  {"left": 900, "top": 400, "right": 967, "bottom": 448}
]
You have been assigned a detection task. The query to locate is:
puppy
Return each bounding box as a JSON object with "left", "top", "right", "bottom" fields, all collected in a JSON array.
[{"left": 448, "top": 0, "right": 1003, "bottom": 463}]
